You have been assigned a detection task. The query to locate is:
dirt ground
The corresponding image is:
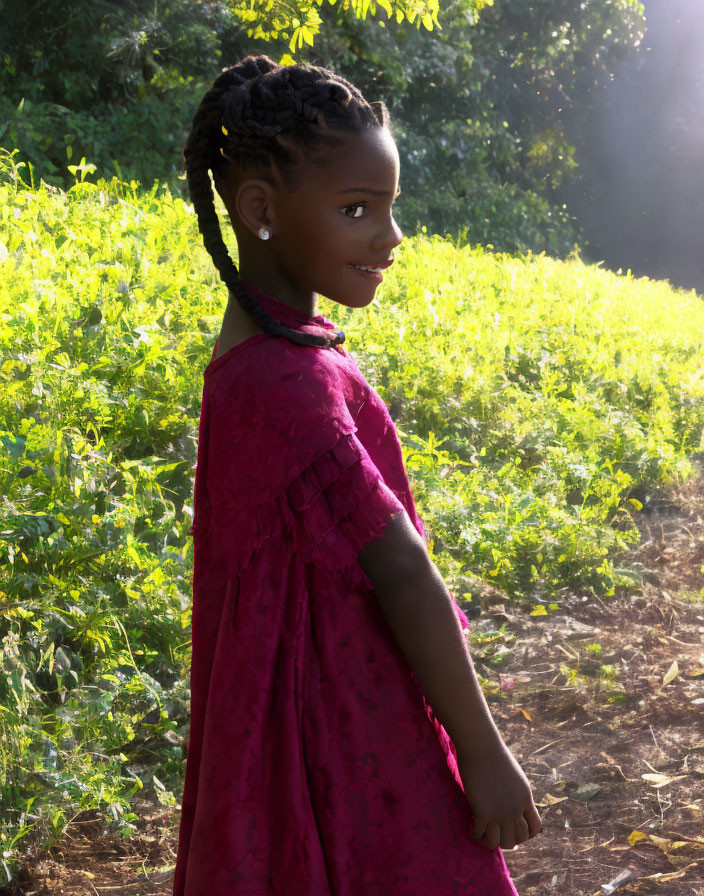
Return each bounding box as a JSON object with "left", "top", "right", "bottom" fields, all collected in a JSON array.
[{"left": 5, "top": 462, "right": 704, "bottom": 896}]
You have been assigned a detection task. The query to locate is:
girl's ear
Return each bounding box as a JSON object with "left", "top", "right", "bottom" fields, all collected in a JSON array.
[
  {"left": 235, "top": 178, "right": 278, "bottom": 240},
  {"left": 213, "top": 169, "right": 233, "bottom": 210}
]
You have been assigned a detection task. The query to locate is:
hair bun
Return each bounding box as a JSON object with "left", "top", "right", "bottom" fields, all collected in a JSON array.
[{"left": 222, "top": 54, "right": 280, "bottom": 87}]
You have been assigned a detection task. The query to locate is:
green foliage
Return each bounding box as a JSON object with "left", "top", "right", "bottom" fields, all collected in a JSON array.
[
  {"left": 0, "top": 0, "right": 451, "bottom": 189},
  {"left": 0, "top": 0, "right": 645, "bottom": 255},
  {"left": 329, "top": 226, "right": 704, "bottom": 607},
  {"left": 231, "top": 0, "right": 447, "bottom": 52},
  {"left": 302, "top": 0, "right": 646, "bottom": 251},
  {"left": 0, "top": 89, "right": 200, "bottom": 190},
  {"left": 2, "top": 148, "right": 703, "bottom": 877},
  {"left": 0, "top": 0, "right": 224, "bottom": 189},
  {"left": 0, "top": 150, "right": 204, "bottom": 876}
]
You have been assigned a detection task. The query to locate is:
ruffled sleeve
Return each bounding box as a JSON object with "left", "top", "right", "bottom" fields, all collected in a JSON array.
[
  {"left": 198, "top": 345, "right": 415, "bottom": 593},
  {"left": 206, "top": 423, "right": 411, "bottom": 594},
  {"left": 284, "top": 428, "right": 408, "bottom": 592},
  {"left": 281, "top": 427, "right": 472, "bottom": 629}
]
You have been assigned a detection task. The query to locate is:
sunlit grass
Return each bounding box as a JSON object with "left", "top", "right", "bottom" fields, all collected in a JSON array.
[{"left": 1, "top": 146, "right": 704, "bottom": 878}]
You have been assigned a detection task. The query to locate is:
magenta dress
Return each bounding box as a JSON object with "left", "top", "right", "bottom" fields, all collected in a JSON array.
[{"left": 172, "top": 283, "right": 520, "bottom": 896}]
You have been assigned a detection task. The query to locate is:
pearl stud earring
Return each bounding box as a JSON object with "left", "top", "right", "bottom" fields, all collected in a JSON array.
[{"left": 258, "top": 227, "right": 270, "bottom": 240}]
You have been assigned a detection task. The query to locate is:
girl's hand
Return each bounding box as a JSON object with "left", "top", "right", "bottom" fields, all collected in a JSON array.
[{"left": 456, "top": 739, "right": 543, "bottom": 851}]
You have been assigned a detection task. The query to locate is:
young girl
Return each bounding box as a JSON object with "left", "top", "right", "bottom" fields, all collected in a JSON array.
[{"left": 173, "top": 55, "right": 541, "bottom": 896}]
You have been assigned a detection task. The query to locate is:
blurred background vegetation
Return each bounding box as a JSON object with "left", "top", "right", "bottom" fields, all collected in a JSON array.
[
  {"left": 5, "top": 1, "right": 701, "bottom": 290},
  {"left": 2, "top": 0, "right": 704, "bottom": 884},
  {"left": 8, "top": 0, "right": 702, "bottom": 286}
]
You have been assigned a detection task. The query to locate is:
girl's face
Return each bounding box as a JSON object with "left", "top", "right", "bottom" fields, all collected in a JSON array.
[{"left": 232, "top": 127, "right": 403, "bottom": 311}]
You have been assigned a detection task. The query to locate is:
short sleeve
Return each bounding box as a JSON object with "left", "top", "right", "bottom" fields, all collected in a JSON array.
[
  {"left": 283, "top": 428, "right": 472, "bottom": 626},
  {"left": 285, "top": 428, "right": 410, "bottom": 592},
  {"left": 205, "top": 344, "right": 358, "bottom": 508},
  {"left": 199, "top": 343, "right": 455, "bottom": 600}
]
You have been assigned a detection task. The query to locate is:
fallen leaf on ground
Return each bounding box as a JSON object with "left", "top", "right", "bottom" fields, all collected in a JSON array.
[
  {"left": 641, "top": 772, "right": 687, "bottom": 787},
  {"left": 662, "top": 658, "right": 679, "bottom": 685}
]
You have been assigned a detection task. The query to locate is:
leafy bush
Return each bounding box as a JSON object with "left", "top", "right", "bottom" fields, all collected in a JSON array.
[
  {"left": 0, "top": 88, "right": 201, "bottom": 190},
  {"left": 305, "top": 0, "right": 644, "bottom": 251},
  {"left": 339, "top": 235, "right": 704, "bottom": 603},
  {"left": 1, "top": 148, "right": 703, "bottom": 879},
  {"left": 0, "top": 0, "right": 644, "bottom": 254}
]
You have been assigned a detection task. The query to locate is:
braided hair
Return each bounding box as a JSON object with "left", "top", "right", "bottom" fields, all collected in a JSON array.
[{"left": 183, "top": 55, "right": 390, "bottom": 350}]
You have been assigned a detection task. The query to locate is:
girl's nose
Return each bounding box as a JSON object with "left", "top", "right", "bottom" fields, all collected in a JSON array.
[{"left": 372, "top": 214, "right": 403, "bottom": 252}]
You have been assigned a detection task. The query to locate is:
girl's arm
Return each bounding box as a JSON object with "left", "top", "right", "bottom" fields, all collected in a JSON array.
[
  {"left": 358, "top": 511, "right": 504, "bottom": 762},
  {"left": 362, "top": 509, "right": 544, "bottom": 851}
]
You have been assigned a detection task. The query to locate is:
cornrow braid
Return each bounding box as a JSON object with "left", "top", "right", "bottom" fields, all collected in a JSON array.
[{"left": 183, "top": 54, "right": 390, "bottom": 350}]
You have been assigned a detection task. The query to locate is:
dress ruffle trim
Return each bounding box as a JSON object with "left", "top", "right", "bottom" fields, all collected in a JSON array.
[{"left": 195, "top": 429, "right": 410, "bottom": 594}]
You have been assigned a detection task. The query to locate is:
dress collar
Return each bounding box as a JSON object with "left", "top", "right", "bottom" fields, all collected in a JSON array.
[{"left": 238, "top": 280, "right": 337, "bottom": 331}]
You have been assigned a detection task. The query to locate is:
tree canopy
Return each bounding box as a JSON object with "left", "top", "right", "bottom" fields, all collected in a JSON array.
[
  {"left": 230, "top": 0, "right": 453, "bottom": 53},
  {"left": 0, "top": 0, "right": 645, "bottom": 254}
]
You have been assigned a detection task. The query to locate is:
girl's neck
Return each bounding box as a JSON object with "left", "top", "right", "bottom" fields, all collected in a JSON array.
[{"left": 237, "top": 261, "right": 319, "bottom": 318}]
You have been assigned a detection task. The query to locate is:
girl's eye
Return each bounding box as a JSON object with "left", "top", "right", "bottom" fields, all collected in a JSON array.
[{"left": 341, "top": 201, "right": 367, "bottom": 219}]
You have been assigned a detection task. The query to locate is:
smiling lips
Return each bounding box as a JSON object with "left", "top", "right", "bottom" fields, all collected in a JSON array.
[{"left": 347, "top": 259, "right": 394, "bottom": 274}]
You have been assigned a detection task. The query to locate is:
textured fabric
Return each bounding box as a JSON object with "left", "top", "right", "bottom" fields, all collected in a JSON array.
[{"left": 173, "top": 284, "right": 520, "bottom": 896}]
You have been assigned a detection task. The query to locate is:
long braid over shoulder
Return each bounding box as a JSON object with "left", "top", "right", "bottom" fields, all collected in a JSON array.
[{"left": 183, "top": 55, "right": 389, "bottom": 350}]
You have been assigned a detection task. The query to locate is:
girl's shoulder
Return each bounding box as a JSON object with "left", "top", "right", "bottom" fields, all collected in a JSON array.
[
  {"left": 203, "top": 341, "right": 367, "bottom": 506},
  {"left": 204, "top": 337, "right": 366, "bottom": 453}
]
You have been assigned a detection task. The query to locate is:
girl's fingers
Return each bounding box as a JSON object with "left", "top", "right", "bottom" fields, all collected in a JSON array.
[
  {"left": 513, "top": 814, "right": 530, "bottom": 845},
  {"left": 471, "top": 815, "right": 488, "bottom": 843},
  {"left": 472, "top": 804, "right": 542, "bottom": 850},
  {"left": 499, "top": 820, "right": 517, "bottom": 851},
  {"left": 525, "top": 803, "right": 543, "bottom": 838},
  {"left": 478, "top": 820, "right": 501, "bottom": 850}
]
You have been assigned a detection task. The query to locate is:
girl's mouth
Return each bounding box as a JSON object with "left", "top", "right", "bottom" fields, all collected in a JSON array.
[{"left": 346, "top": 260, "right": 393, "bottom": 282}]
